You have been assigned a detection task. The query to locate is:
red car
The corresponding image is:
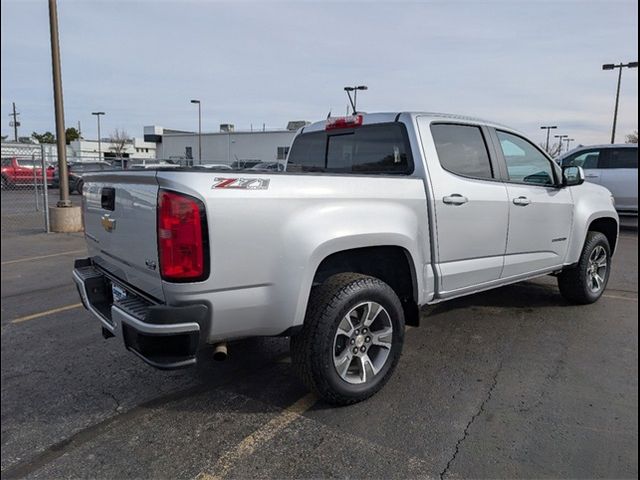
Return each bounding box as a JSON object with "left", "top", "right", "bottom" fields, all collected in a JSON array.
[{"left": 1, "top": 157, "right": 54, "bottom": 189}]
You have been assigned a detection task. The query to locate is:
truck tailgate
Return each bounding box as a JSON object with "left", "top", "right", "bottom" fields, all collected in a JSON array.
[{"left": 83, "top": 171, "right": 165, "bottom": 301}]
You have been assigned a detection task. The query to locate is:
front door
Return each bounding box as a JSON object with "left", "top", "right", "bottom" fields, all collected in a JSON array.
[
  {"left": 418, "top": 119, "right": 509, "bottom": 296},
  {"left": 494, "top": 130, "right": 573, "bottom": 278}
]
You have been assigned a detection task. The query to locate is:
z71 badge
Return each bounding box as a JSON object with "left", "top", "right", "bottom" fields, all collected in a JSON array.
[{"left": 212, "top": 178, "right": 270, "bottom": 190}]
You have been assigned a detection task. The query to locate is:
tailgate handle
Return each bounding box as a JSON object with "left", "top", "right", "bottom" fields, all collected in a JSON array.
[{"left": 101, "top": 187, "right": 115, "bottom": 211}]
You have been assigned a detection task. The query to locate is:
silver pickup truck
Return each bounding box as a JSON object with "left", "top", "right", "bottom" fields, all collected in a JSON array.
[{"left": 73, "top": 112, "right": 619, "bottom": 405}]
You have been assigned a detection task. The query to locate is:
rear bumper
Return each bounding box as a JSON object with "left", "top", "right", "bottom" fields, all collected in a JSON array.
[{"left": 72, "top": 258, "right": 208, "bottom": 369}]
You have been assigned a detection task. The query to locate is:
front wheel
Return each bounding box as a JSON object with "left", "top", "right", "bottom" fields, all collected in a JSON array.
[
  {"left": 291, "top": 273, "right": 405, "bottom": 405},
  {"left": 557, "top": 231, "right": 611, "bottom": 304}
]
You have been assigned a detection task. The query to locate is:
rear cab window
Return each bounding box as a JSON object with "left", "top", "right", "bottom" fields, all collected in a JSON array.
[
  {"left": 430, "top": 124, "right": 494, "bottom": 179},
  {"left": 286, "top": 123, "right": 413, "bottom": 174}
]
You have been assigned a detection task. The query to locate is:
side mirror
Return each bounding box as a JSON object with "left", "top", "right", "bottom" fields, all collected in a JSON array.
[{"left": 562, "top": 165, "right": 584, "bottom": 187}]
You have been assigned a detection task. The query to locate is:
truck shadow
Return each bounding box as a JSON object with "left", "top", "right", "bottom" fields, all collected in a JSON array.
[{"left": 424, "top": 279, "right": 568, "bottom": 318}]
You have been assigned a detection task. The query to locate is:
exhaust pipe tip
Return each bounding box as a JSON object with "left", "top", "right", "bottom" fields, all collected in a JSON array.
[{"left": 213, "top": 342, "right": 228, "bottom": 361}]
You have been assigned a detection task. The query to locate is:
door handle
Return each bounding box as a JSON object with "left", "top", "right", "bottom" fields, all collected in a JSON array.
[
  {"left": 585, "top": 175, "right": 599, "bottom": 178},
  {"left": 512, "top": 196, "right": 531, "bottom": 206},
  {"left": 443, "top": 194, "right": 468, "bottom": 205}
]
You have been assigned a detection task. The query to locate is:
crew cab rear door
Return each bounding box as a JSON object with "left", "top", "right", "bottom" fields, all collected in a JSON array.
[{"left": 417, "top": 118, "right": 509, "bottom": 297}]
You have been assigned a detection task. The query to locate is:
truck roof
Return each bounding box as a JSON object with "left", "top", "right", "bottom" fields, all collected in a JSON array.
[{"left": 302, "top": 112, "right": 512, "bottom": 133}]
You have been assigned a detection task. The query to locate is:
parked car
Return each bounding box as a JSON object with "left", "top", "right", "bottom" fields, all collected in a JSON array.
[
  {"left": 1, "top": 157, "right": 54, "bottom": 189},
  {"left": 191, "top": 164, "right": 234, "bottom": 170},
  {"left": 128, "top": 163, "right": 182, "bottom": 170},
  {"left": 230, "top": 159, "right": 262, "bottom": 169},
  {"left": 73, "top": 112, "right": 618, "bottom": 405},
  {"left": 557, "top": 144, "right": 638, "bottom": 215},
  {"left": 247, "top": 162, "right": 285, "bottom": 172},
  {"left": 52, "top": 161, "right": 113, "bottom": 194}
]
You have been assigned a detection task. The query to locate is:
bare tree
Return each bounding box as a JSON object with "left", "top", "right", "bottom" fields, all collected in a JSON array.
[
  {"left": 109, "top": 129, "right": 132, "bottom": 158},
  {"left": 625, "top": 130, "right": 638, "bottom": 144},
  {"left": 538, "top": 141, "right": 563, "bottom": 158}
]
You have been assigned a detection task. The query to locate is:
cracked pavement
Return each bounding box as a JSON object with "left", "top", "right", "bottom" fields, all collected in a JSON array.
[{"left": 1, "top": 230, "right": 638, "bottom": 479}]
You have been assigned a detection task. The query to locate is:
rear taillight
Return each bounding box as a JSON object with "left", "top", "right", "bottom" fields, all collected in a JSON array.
[
  {"left": 325, "top": 114, "right": 363, "bottom": 131},
  {"left": 157, "top": 189, "right": 208, "bottom": 282}
]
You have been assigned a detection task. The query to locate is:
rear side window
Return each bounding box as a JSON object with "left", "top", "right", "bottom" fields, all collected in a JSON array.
[
  {"left": 562, "top": 149, "right": 601, "bottom": 169},
  {"left": 431, "top": 124, "right": 493, "bottom": 179},
  {"left": 286, "top": 123, "right": 413, "bottom": 174},
  {"left": 602, "top": 148, "right": 638, "bottom": 169}
]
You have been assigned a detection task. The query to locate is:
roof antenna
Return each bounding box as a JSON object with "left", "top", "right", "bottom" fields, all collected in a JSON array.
[{"left": 327, "top": 108, "right": 332, "bottom": 119}]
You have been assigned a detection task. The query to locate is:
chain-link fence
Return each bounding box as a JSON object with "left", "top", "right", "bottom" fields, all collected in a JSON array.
[{"left": 1, "top": 144, "right": 52, "bottom": 237}]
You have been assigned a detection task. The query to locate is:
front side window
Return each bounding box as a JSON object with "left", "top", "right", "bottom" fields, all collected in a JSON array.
[
  {"left": 602, "top": 148, "right": 638, "bottom": 169},
  {"left": 497, "top": 131, "right": 556, "bottom": 186},
  {"left": 562, "top": 149, "right": 601, "bottom": 169},
  {"left": 286, "top": 123, "right": 413, "bottom": 174},
  {"left": 431, "top": 124, "right": 493, "bottom": 179}
]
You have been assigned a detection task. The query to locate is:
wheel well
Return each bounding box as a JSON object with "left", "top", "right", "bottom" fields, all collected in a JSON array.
[
  {"left": 588, "top": 217, "right": 618, "bottom": 254},
  {"left": 313, "top": 246, "right": 420, "bottom": 326}
]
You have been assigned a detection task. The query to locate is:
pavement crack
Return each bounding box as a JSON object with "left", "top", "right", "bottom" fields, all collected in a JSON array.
[{"left": 439, "top": 359, "right": 503, "bottom": 480}]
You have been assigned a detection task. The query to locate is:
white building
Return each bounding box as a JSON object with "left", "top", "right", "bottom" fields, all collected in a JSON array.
[
  {"left": 147, "top": 122, "right": 308, "bottom": 166},
  {"left": 67, "top": 137, "right": 156, "bottom": 162}
]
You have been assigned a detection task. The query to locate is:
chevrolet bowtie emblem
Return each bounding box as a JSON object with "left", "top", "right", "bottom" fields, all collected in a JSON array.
[{"left": 101, "top": 214, "right": 116, "bottom": 232}]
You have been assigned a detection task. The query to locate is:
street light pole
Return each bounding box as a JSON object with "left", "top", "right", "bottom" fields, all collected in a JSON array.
[
  {"left": 602, "top": 61, "right": 638, "bottom": 144},
  {"left": 190, "top": 99, "right": 202, "bottom": 165},
  {"left": 47, "top": 0, "right": 71, "bottom": 207},
  {"left": 540, "top": 125, "right": 558, "bottom": 152},
  {"left": 344, "top": 85, "right": 368, "bottom": 114},
  {"left": 564, "top": 138, "right": 575, "bottom": 152},
  {"left": 92, "top": 112, "right": 105, "bottom": 160},
  {"left": 554, "top": 134, "right": 569, "bottom": 155}
]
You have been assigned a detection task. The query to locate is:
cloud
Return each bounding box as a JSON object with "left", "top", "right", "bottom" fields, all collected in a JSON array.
[{"left": 1, "top": 0, "right": 637, "bottom": 145}]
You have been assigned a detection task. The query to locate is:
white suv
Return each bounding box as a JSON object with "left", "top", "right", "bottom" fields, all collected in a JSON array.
[{"left": 559, "top": 144, "right": 638, "bottom": 215}]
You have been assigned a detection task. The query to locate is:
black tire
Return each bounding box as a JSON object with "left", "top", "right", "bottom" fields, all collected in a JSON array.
[
  {"left": 1, "top": 176, "right": 10, "bottom": 190},
  {"left": 557, "top": 231, "right": 611, "bottom": 304},
  {"left": 75, "top": 179, "right": 84, "bottom": 195},
  {"left": 290, "top": 273, "right": 405, "bottom": 405}
]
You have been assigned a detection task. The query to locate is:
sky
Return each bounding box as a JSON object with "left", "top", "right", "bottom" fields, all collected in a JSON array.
[{"left": 1, "top": 0, "right": 638, "bottom": 148}]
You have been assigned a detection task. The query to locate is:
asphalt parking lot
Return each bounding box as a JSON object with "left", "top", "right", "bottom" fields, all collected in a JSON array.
[{"left": 1, "top": 228, "right": 638, "bottom": 479}]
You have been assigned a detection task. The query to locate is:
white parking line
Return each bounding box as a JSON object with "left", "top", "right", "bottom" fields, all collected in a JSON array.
[
  {"left": 1, "top": 249, "right": 86, "bottom": 266},
  {"left": 196, "top": 393, "right": 316, "bottom": 480}
]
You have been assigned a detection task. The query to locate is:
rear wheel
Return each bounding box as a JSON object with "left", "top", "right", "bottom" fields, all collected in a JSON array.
[
  {"left": 1, "top": 176, "right": 10, "bottom": 190},
  {"left": 291, "top": 273, "right": 405, "bottom": 405},
  {"left": 75, "top": 179, "right": 84, "bottom": 195},
  {"left": 557, "top": 231, "right": 611, "bottom": 304}
]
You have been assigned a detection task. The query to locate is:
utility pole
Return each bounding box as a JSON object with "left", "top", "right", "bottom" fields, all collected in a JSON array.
[
  {"left": 540, "top": 125, "right": 557, "bottom": 152},
  {"left": 602, "top": 61, "right": 638, "bottom": 144},
  {"left": 48, "top": 0, "right": 71, "bottom": 207},
  {"left": 9, "top": 102, "right": 20, "bottom": 142}
]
